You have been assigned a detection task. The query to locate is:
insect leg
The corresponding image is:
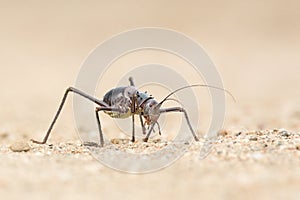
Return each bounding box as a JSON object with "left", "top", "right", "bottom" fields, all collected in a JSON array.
[
  {"left": 95, "top": 107, "right": 120, "bottom": 147},
  {"left": 139, "top": 114, "right": 146, "bottom": 135},
  {"left": 159, "top": 107, "right": 199, "bottom": 141},
  {"left": 129, "top": 77, "right": 147, "bottom": 137},
  {"left": 143, "top": 123, "right": 155, "bottom": 142},
  {"left": 131, "top": 114, "right": 135, "bottom": 142},
  {"left": 155, "top": 122, "right": 162, "bottom": 135},
  {"left": 130, "top": 93, "right": 137, "bottom": 142},
  {"left": 31, "top": 87, "right": 108, "bottom": 144}
]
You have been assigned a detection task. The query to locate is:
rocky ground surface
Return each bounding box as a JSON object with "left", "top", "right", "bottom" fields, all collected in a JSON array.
[{"left": 1, "top": 129, "right": 299, "bottom": 200}]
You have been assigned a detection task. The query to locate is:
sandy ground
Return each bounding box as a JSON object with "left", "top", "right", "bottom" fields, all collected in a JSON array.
[{"left": 1, "top": 1, "right": 300, "bottom": 199}]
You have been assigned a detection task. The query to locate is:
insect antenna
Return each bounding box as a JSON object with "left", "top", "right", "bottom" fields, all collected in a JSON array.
[
  {"left": 162, "top": 98, "right": 184, "bottom": 107},
  {"left": 156, "top": 84, "right": 235, "bottom": 107}
]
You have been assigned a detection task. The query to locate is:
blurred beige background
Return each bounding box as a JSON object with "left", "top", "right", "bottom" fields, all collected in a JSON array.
[
  {"left": 0, "top": 0, "right": 300, "bottom": 199},
  {"left": 1, "top": 0, "right": 299, "bottom": 138}
]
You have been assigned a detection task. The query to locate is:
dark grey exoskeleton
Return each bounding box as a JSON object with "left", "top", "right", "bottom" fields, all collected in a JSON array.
[{"left": 31, "top": 77, "right": 232, "bottom": 146}]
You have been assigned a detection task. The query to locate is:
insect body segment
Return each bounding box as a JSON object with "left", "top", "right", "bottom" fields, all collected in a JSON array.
[
  {"left": 102, "top": 86, "right": 136, "bottom": 119},
  {"left": 102, "top": 86, "right": 159, "bottom": 123}
]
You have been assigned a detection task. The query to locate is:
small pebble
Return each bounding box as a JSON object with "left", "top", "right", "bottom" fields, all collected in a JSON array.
[
  {"left": 83, "top": 141, "right": 100, "bottom": 147},
  {"left": 0, "top": 131, "right": 9, "bottom": 139},
  {"left": 277, "top": 141, "right": 284, "bottom": 146},
  {"left": 10, "top": 141, "right": 31, "bottom": 152},
  {"left": 217, "top": 129, "right": 228, "bottom": 136},
  {"left": 249, "top": 137, "right": 258, "bottom": 141},
  {"left": 280, "top": 131, "right": 290, "bottom": 137},
  {"left": 111, "top": 138, "right": 119, "bottom": 145},
  {"left": 235, "top": 132, "right": 242, "bottom": 136}
]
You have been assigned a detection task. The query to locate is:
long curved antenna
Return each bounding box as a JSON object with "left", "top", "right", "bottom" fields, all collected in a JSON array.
[
  {"left": 162, "top": 98, "right": 184, "bottom": 107},
  {"left": 157, "top": 84, "right": 235, "bottom": 107}
]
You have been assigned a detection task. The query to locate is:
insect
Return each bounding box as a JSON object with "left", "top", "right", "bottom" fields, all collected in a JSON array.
[{"left": 31, "top": 77, "right": 233, "bottom": 147}]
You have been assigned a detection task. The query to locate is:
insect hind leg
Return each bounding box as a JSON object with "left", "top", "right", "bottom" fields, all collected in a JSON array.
[{"left": 31, "top": 87, "right": 108, "bottom": 144}]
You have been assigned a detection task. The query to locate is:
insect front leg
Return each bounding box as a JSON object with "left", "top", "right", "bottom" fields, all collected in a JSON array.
[
  {"left": 143, "top": 121, "right": 162, "bottom": 142},
  {"left": 159, "top": 107, "right": 199, "bottom": 141},
  {"left": 139, "top": 114, "right": 146, "bottom": 135},
  {"left": 143, "top": 123, "right": 155, "bottom": 142}
]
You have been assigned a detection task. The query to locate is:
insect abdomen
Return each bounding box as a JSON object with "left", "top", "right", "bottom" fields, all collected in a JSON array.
[
  {"left": 102, "top": 86, "right": 135, "bottom": 118},
  {"left": 103, "top": 87, "right": 126, "bottom": 106}
]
